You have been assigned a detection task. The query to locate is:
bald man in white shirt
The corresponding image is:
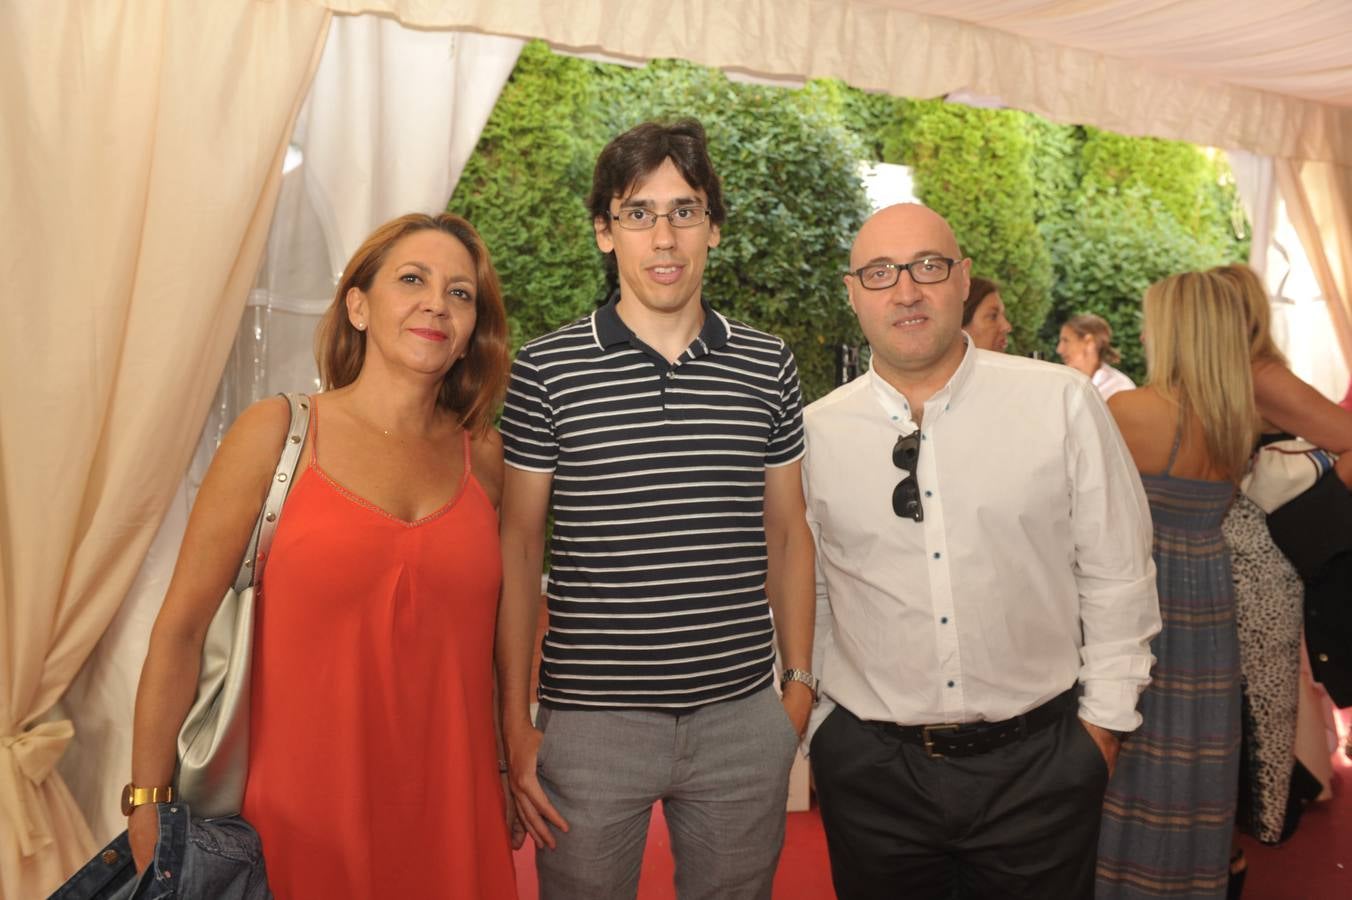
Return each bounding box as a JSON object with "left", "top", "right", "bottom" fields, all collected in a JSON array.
[{"left": 802, "top": 204, "right": 1161, "bottom": 900}]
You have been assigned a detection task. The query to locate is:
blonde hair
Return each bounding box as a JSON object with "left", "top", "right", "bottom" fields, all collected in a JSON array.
[
  {"left": 1142, "top": 270, "right": 1258, "bottom": 481},
  {"left": 314, "top": 213, "right": 510, "bottom": 434},
  {"left": 1209, "top": 263, "right": 1288, "bottom": 366},
  {"left": 1063, "top": 313, "right": 1121, "bottom": 366}
]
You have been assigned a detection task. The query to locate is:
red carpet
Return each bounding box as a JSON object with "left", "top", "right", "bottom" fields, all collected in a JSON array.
[{"left": 513, "top": 740, "right": 1351, "bottom": 898}]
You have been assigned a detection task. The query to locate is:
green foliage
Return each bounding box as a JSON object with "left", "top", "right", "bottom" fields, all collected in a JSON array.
[
  {"left": 454, "top": 46, "right": 1251, "bottom": 395},
  {"left": 1035, "top": 128, "right": 1251, "bottom": 379},
  {"left": 897, "top": 100, "right": 1054, "bottom": 354},
  {"left": 452, "top": 46, "right": 870, "bottom": 401},
  {"left": 450, "top": 43, "right": 611, "bottom": 349}
]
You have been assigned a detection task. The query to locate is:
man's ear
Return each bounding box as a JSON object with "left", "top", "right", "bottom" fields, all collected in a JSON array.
[{"left": 594, "top": 215, "right": 615, "bottom": 254}]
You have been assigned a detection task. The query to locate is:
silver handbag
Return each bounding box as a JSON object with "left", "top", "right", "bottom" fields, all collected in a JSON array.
[{"left": 175, "top": 392, "right": 310, "bottom": 818}]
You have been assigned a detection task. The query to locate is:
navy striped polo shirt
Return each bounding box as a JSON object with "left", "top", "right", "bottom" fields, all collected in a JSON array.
[{"left": 500, "top": 295, "right": 806, "bottom": 712}]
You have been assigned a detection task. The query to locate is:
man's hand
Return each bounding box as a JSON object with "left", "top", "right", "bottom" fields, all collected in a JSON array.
[
  {"left": 504, "top": 722, "right": 569, "bottom": 849},
  {"left": 781, "top": 681, "right": 814, "bottom": 738},
  {"left": 1079, "top": 719, "right": 1122, "bottom": 779}
]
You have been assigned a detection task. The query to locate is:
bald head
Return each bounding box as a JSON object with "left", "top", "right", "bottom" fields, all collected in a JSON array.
[
  {"left": 844, "top": 202, "right": 972, "bottom": 391},
  {"left": 850, "top": 204, "right": 962, "bottom": 271}
]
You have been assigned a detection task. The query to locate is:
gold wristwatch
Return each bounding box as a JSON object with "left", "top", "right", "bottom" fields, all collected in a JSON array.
[{"left": 121, "top": 782, "right": 174, "bottom": 816}]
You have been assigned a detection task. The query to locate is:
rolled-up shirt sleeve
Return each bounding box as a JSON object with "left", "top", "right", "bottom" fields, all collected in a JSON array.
[{"left": 1067, "top": 381, "right": 1161, "bottom": 733}]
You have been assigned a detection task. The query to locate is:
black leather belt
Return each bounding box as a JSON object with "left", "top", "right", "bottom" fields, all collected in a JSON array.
[{"left": 860, "top": 689, "right": 1077, "bottom": 758}]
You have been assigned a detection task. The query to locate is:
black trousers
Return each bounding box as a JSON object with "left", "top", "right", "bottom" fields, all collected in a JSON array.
[{"left": 810, "top": 703, "right": 1109, "bottom": 900}]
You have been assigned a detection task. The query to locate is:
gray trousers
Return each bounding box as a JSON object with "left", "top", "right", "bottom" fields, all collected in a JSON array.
[{"left": 534, "top": 684, "right": 800, "bottom": 900}]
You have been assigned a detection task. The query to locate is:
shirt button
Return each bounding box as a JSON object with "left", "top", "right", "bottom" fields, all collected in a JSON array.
[
  {"left": 947, "top": 680, "right": 955, "bottom": 688},
  {"left": 932, "top": 552, "right": 941, "bottom": 559},
  {"left": 924, "top": 490, "right": 933, "bottom": 498},
  {"left": 666, "top": 372, "right": 675, "bottom": 379},
  {"left": 940, "top": 616, "right": 948, "bottom": 624}
]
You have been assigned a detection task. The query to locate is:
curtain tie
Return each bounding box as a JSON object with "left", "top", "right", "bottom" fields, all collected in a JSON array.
[{"left": 0, "top": 719, "right": 75, "bottom": 857}]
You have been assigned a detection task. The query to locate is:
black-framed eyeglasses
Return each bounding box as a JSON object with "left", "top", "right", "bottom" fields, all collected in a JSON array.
[
  {"left": 892, "top": 431, "right": 923, "bottom": 522},
  {"left": 847, "top": 257, "right": 957, "bottom": 290},
  {"left": 610, "top": 206, "right": 711, "bottom": 231}
]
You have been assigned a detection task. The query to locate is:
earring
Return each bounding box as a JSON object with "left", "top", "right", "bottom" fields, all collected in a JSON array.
[{"left": 355, "top": 322, "right": 366, "bottom": 331}]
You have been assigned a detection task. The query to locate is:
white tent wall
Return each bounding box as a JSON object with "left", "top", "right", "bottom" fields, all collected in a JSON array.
[{"left": 56, "top": 15, "right": 523, "bottom": 851}]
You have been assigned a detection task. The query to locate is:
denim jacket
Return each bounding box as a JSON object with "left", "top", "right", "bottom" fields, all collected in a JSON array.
[{"left": 49, "top": 803, "right": 270, "bottom": 900}]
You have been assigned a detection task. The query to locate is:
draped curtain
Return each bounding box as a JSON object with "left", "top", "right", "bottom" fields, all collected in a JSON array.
[
  {"left": 1276, "top": 160, "right": 1352, "bottom": 380},
  {"left": 0, "top": 1, "right": 330, "bottom": 894}
]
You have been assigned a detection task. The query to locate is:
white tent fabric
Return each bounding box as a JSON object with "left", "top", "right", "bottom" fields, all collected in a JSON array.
[
  {"left": 315, "top": 0, "right": 1352, "bottom": 166},
  {"left": 56, "top": 14, "right": 522, "bottom": 846}
]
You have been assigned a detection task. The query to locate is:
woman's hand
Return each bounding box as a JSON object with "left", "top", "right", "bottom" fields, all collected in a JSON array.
[
  {"left": 502, "top": 771, "right": 527, "bottom": 850},
  {"left": 128, "top": 804, "right": 160, "bottom": 872}
]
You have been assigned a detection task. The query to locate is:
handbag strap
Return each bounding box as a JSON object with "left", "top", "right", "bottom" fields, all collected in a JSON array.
[{"left": 230, "top": 393, "right": 312, "bottom": 593}]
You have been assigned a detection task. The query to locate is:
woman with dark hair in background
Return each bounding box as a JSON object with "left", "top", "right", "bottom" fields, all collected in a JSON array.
[
  {"left": 1058, "top": 312, "right": 1135, "bottom": 400},
  {"left": 1097, "top": 270, "right": 1255, "bottom": 899},
  {"left": 126, "top": 212, "right": 519, "bottom": 899},
  {"left": 962, "top": 275, "right": 1013, "bottom": 352}
]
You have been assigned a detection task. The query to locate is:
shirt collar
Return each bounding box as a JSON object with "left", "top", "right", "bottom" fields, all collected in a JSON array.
[
  {"left": 866, "top": 334, "right": 978, "bottom": 427},
  {"left": 592, "top": 291, "right": 730, "bottom": 354}
]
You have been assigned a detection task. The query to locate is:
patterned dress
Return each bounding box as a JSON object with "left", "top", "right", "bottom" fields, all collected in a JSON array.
[
  {"left": 1097, "top": 435, "right": 1241, "bottom": 899},
  {"left": 1224, "top": 493, "right": 1303, "bottom": 844}
]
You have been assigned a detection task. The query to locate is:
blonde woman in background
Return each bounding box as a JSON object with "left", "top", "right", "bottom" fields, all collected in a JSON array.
[
  {"left": 1096, "top": 271, "right": 1256, "bottom": 899},
  {"left": 1211, "top": 263, "right": 1352, "bottom": 850},
  {"left": 1057, "top": 312, "right": 1135, "bottom": 400}
]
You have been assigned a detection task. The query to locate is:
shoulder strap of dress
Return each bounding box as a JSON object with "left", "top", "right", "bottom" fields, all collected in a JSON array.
[
  {"left": 1162, "top": 411, "right": 1186, "bottom": 477},
  {"left": 461, "top": 426, "right": 472, "bottom": 477},
  {"left": 307, "top": 392, "right": 320, "bottom": 465}
]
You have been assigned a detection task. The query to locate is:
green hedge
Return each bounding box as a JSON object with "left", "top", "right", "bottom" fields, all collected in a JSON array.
[
  {"left": 1035, "top": 128, "right": 1250, "bottom": 378},
  {"left": 896, "top": 100, "right": 1054, "bottom": 355},
  {"left": 453, "top": 45, "right": 1250, "bottom": 394}
]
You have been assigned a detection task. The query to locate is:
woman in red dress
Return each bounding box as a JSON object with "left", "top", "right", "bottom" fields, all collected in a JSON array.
[{"left": 128, "top": 212, "right": 520, "bottom": 898}]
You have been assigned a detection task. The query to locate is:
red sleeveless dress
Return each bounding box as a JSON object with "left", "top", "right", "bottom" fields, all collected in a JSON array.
[{"left": 241, "top": 399, "right": 515, "bottom": 899}]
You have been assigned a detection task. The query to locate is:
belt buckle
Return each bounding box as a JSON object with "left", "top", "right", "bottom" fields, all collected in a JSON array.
[{"left": 921, "top": 724, "right": 959, "bottom": 758}]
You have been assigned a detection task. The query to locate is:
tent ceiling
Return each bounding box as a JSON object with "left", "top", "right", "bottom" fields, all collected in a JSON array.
[
  {"left": 320, "top": 1, "right": 1352, "bottom": 165},
  {"left": 901, "top": 1, "right": 1352, "bottom": 106}
]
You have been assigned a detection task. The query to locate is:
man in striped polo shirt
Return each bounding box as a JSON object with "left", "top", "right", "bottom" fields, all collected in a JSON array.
[{"left": 497, "top": 118, "right": 817, "bottom": 899}]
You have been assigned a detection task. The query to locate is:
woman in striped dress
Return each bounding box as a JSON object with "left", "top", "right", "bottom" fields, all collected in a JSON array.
[{"left": 1096, "top": 270, "right": 1257, "bottom": 899}]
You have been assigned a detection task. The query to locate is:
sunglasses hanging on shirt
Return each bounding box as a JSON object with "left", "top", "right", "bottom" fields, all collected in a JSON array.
[{"left": 892, "top": 431, "right": 924, "bottom": 522}]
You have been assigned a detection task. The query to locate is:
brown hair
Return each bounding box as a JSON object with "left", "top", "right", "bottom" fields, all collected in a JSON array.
[
  {"left": 587, "top": 118, "right": 726, "bottom": 226},
  {"left": 1063, "top": 313, "right": 1121, "bottom": 366},
  {"left": 587, "top": 119, "right": 725, "bottom": 285},
  {"left": 314, "top": 212, "right": 510, "bottom": 434},
  {"left": 962, "top": 276, "right": 1000, "bottom": 326},
  {"left": 1209, "top": 263, "right": 1288, "bottom": 367}
]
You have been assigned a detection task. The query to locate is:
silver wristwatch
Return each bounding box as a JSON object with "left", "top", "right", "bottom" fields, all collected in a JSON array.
[{"left": 780, "top": 668, "right": 820, "bottom": 703}]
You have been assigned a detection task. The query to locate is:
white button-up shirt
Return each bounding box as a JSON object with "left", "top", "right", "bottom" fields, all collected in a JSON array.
[{"left": 803, "top": 344, "right": 1160, "bottom": 740}]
